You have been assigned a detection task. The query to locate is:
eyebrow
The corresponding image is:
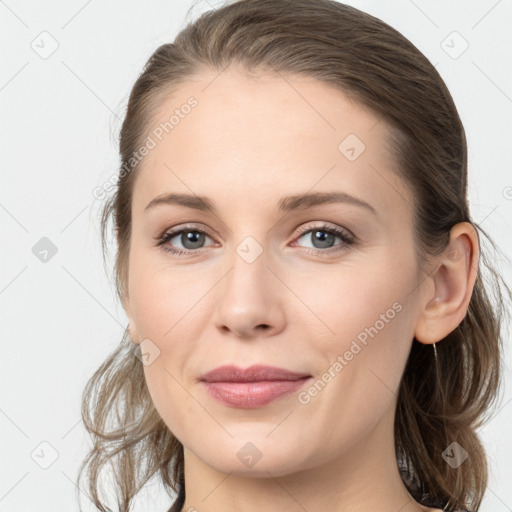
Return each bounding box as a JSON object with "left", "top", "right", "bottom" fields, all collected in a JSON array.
[{"left": 144, "top": 191, "right": 378, "bottom": 216}]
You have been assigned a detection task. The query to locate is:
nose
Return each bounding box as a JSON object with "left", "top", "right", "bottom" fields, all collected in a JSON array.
[{"left": 212, "top": 243, "right": 286, "bottom": 340}]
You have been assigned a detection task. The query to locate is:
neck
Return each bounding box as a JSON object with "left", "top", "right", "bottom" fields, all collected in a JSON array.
[{"left": 178, "top": 404, "right": 430, "bottom": 512}]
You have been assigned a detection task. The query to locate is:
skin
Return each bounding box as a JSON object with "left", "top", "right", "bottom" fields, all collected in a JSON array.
[{"left": 124, "top": 65, "right": 479, "bottom": 512}]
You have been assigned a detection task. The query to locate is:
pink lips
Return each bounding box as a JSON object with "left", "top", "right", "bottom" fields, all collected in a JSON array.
[{"left": 200, "top": 364, "right": 311, "bottom": 409}]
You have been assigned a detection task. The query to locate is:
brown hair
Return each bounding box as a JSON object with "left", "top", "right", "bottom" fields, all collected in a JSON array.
[{"left": 78, "top": 1, "right": 511, "bottom": 511}]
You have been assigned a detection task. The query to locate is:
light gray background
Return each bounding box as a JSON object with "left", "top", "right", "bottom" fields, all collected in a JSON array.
[{"left": 1, "top": 1, "right": 511, "bottom": 511}]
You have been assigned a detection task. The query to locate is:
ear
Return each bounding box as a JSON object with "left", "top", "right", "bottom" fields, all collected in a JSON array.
[
  {"left": 122, "top": 294, "right": 141, "bottom": 345},
  {"left": 414, "top": 222, "right": 479, "bottom": 345}
]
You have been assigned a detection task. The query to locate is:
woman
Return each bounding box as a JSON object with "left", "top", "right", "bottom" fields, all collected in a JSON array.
[{"left": 79, "top": 1, "right": 511, "bottom": 511}]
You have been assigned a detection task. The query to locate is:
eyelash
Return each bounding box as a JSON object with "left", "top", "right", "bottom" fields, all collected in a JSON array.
[{"left": 155, "top": 223, "right": 357, "bottom": 257}]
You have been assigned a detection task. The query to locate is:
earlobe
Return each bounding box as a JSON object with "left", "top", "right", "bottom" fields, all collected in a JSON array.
[
  {"left": 122, "top": 295, "right": 141, "bottom": 345},
  {"left": 128, "top": 320, "right": 140, "bottom": 345},
  {"left": 414, "top": 222, "right": 479, "bottom": 345}
]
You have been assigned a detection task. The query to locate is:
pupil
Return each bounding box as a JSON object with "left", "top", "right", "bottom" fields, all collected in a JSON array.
[
  {"left": 313, "top": 230, "right": 334, "bottom": 248},
  {"left": 183, "top": 231, "right": 204, "bottom": 249}
]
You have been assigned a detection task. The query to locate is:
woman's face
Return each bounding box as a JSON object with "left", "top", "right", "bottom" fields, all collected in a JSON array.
[{"left": 125, "top": 66, "right": 429, "bottom": 476}]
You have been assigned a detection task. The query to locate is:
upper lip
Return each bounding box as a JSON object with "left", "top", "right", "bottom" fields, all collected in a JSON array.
[{"left": 200, "top": 364, "right": 311, "bottom": 383}]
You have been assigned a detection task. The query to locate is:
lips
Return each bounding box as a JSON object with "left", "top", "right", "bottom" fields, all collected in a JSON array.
[
  {"left": 200, "top": 364, "right": 311, "bottom": 383},
  {"left": 200, "top": 364, "right": 312, "bottom": 409}
]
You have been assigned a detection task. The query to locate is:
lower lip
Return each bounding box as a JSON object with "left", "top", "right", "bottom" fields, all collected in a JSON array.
[{"left": 202, "top": 378, "right": 311, "bottom": 409}]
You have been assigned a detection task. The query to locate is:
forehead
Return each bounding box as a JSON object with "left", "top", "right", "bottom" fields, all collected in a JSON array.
[{"left": 131, "top": 67, "right": 412, "bottom": 220}]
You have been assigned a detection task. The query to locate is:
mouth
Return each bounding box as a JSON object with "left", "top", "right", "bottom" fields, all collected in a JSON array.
[{"left": 200, "top": 364, "right": 312, "bottom": 409}]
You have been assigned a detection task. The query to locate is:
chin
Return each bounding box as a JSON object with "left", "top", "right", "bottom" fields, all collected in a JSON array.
[{"left": 195, "top": 437, "right": 313, "bottom": 478}]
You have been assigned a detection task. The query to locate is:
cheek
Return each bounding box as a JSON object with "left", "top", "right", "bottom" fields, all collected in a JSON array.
[
  {"left": 127, "top": 246, "right": 199, "bottom": 339},
  {"left": 128, "top": 265, "right": 199, "bottom": 439},
  {"left": 141, "top": 357, "right": 199, "bottom": 447},
  {"left": 297, "top": 258, "right": 410, "bottom": 347},
  {"left": 296, "top": 281, "right": 414, "bottom": 456},
  {"left": 127, "top": 249, "right": 209, "bottom": 425},
  {"left": 303, "top": 257, "right": 415, "bottom": 398}
]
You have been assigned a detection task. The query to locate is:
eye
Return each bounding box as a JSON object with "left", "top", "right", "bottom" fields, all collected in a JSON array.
[
  {"left": 292, "top": 223, "right": 356, "bottom": 255},
  {"left": 156, "top": 225, "right": 215, "bottom": 255}
]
